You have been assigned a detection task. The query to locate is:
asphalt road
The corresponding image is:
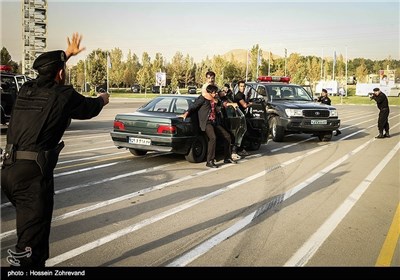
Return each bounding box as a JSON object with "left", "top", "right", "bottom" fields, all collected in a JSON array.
[{"left": 1, "top": 99, "right": 399, "bottom": 271}]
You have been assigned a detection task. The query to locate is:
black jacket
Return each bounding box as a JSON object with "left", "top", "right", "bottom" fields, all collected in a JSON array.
[
  {"left": 371, "top": 92, "right": 389, "bottom": 111},
  {"left": 317, "top": 95, "right": 331, "bottom": 105},
  {"left": 6, "top": 79, "right": 105, "bottom": 152},
  {"left": 186, "top": 95, "right": 216, "bottom": 131}
]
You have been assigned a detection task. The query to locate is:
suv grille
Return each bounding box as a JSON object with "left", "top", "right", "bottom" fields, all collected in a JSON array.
[{"left": 303, "top": 109, "right": 329, "bottom": 118}]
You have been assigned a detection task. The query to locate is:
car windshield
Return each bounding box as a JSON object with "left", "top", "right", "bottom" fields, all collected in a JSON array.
[
  {"left": 0, "top": 75, "right": 18, "bottom": 94},
  {"left": 139, "top": 96, "right": 195, "bottom": 114},
  {"left": 266, "top": 85, "right": 313, "bottom": 101}
]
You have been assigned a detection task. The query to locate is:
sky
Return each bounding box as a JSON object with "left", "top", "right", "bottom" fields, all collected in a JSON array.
[{"left": 1, "top": 0, "right": 399, "bottom": 66}]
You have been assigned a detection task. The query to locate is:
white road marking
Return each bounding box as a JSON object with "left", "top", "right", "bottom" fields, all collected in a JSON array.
[
  {"left": 284, "top": 141, "right": 400, "bottom": 266},
  {"left": 2, "top": 113, "right": 398, "bottom": 265},
  {"left": 168, "top": 122, "right": 400, "bottom": 267},
  {"left": 44, "top": 128, "right": 370, "bottom": 266},
  {"left": 166, "top": 136, "right": 375, "bottom": 266}
]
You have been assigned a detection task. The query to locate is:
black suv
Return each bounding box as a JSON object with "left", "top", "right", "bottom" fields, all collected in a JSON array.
[
  {"left": 1, "top": 72, "right": 30, "bottom": 125},
  {"left": 187, "top": 86, "right": 197, "bottom": 94},
  {"left": 243, "top": 76, "right": 340, "bottom": 142},
  {"left": 131, "top": 84, "right": 141, "bottom": 93}
]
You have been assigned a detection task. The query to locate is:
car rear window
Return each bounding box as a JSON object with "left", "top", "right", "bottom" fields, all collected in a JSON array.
[{"left": 139, "top": 97, "right": 194, "bottom": 114}]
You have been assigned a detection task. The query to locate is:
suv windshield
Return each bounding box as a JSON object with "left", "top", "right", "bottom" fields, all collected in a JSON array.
[{"left": 259, "top": 85, "right": 312, "bottom": 101}]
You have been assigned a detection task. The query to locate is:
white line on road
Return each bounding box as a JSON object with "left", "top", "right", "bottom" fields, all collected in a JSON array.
[
  {"left": 167, "top": 122, "right": 400, "bottom": 266},
  {"left": 166, "top": 136, "right": 376, "bottom": 266},
  {"left": 284, "top": 141, "right": 400, "bottom": 266},
  {"left": 44, "top": 132, "right": 357, "bottom": 266}
]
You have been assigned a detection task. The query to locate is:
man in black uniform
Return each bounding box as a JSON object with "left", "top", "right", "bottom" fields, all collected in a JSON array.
[
  {"left": 316, "top": 89, "right": 341, "bottom": 135},
  {"left": 1, "top": 33, "right": 109, "bottom": 267},
  {"left": 370, "top": 87, "right": 390, "bottom": 138}
]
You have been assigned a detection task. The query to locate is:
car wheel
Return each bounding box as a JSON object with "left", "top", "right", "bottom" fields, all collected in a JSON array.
[
  {"left": 129, "top": 148, "right": 148, "bottom": 156},
  {"left": 185, "top": 136, "right": 207, "bottom": 163},
  {"left": 269, "top": 116, "right": 285, "bottom": 142},
  {"left": 317, "top": 131, "right": 333, "bottom": 142}
]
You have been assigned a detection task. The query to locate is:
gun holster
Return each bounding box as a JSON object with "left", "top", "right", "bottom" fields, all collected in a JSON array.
[
  {"left": 1, "top": 144, "right": 16, "bottom": 167},
  {"left": 36, "top": 141, "right": 65, "bottom": 176}
]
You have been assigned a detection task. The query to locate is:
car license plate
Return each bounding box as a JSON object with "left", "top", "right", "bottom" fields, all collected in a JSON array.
[
  {"left": 311, "top": 120, "right": 327, "bottom": 125},
  {"left": 129, "top": 137, "right": 151, "bottom": 145}
]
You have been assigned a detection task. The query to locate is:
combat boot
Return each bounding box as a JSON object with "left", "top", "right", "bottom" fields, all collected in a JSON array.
[
  {"left": 384, "top": 131, "right": 390, "bottom": 138},
  {"left": 375, "top": 134, "right": 385, "bottom": 139}
]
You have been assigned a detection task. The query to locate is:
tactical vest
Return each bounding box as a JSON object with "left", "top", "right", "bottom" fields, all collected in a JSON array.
[{"left": 7, "top": 80, "right": 58, "bottom": 151}]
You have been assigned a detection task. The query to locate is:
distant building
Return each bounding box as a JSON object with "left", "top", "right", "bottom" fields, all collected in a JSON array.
[{"left": 22, "top": 0, "right": 47, "bottom": 77}]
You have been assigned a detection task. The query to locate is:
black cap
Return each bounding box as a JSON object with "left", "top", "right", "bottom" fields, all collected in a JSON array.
[
  {"left": 32, "top": 50, "right": 66, "bottom": 70},
  {"left": 322, "top": 88, "right": 328, "bottom": 93},
  {"left": 373, "top": 88, "right": 380, "bottom": 92}
]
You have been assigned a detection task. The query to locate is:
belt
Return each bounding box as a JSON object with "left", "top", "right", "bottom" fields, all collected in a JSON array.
[{"left": 16, "top": 151, "right": 38, "bottom": 160}]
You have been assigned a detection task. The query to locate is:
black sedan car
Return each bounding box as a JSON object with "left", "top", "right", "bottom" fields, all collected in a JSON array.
[{"left": 110, "top": 94, "right": 267, "bottom": 163}]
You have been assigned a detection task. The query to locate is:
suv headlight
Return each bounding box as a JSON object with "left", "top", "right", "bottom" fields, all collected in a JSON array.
[
  {"left": 285, "top": 108, "right": 303, "bottom": 117},
  {"left": 329, "top": 109, "right": 338, "bottom": 117}
]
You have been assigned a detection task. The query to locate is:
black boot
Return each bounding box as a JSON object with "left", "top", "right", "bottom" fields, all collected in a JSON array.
[
  {"left": 206, "top": 160, "right": 218, "bottom": 168},
  {"left": 375, "top": 134, "right": 385, "bottom": 139},
  {"left": 385, "top": 131, "right": 390, "bottom": 138},
  {"left": 224, "top": 158, "right": 237, "bottom": 164}
]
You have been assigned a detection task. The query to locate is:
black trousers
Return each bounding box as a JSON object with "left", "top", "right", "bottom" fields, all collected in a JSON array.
[
  {"left": 1, "top": 160, "right": 54, "bottom": 267},
  {"left": 204, "top": 122, "right": 232, "bottom": 162},
  {"left": 378, "top": 108, "right": 390, "bottom": 134}
]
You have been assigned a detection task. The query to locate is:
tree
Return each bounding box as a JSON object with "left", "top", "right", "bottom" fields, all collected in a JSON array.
[
  {"left": 183, "top": 54, "right": 195, "bottom": 87},
  {"left": 249, "top": 44, "right": 262, "bottom": 81},
  {"left": 355, "top": 59, "right": 368, "bottom": 83},
  {"left": 75, "top": 60, "right": 85, "bottom": 92},
  {"left": 170, "top": 51, "right": 185, "bottom": 86},
  {"left": 306, "top": 56, "right": 321, "bottom": 87},
  {"left": 287, "top": 53, "right": 305, "bottom": 84},
  {"left": 1, "top": 47, "right": 19, "bottom": 73},
  {"left": 124, "top": 50, "right": 140, "bottom": 87},
  {"left": 211, "top": 55, "right": 226, "bottom": 86},
  {"left": 109, "top": 48, "right": 125, "bottom": 89},
  {"left": 170, "top": 73, "right": 178, "bottom": 93},
  {"left": 87, "top": 49, "right": 107, "bottom": 92},
  {"left": 137, "top": 52, "right": 152, "bottom": 93}
]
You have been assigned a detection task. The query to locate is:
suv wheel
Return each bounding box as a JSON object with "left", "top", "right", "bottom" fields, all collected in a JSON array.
[
  {"left": 317, "top": 131, "right": 333, "bottom": 142},
  {"left": 269, "top": 116, "right": 285, "bottom": 142}
]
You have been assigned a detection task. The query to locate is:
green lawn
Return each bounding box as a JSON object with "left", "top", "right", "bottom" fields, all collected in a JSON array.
[
  {"left": 105, "top": 88, "right": 400, "bottom": 106},
  {"left": 330, "top": 96, "right": 400, "bottom": 106}
]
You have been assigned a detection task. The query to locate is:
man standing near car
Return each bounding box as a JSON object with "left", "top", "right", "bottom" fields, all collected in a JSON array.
[
  {"left": 1, "top": 33, "right": 109, "bottom": 267},
  {"left": 233, "top": 80, "right": 252, "bottom": 156},
  {"left": 370, "top": 87, "right": 390, "bottom": 138},
  {"left": 181, "top": 84, "right": 236, "bottom": 168},
  {"left": 201, "top": 70, "right": 217, "bottom": 95},
  {"left": 317, "top": 89, "right": 341, "bottom": 136}
]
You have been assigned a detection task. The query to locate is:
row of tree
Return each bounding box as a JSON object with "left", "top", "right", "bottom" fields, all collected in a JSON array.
[{"left": 2, "top": 45, "right": 399, "bottom": 93}]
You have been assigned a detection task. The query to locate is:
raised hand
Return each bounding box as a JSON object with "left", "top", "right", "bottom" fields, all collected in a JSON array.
[{"left": 65, "top": 32, "right": 86, "bottom": 60}]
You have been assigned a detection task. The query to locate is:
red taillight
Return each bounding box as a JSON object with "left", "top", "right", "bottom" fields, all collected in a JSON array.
[
  {"left": 0, "top": 65, "right": 12, "bottom": 72},
  {"left": 113, "top": 120, "right": 125, "bottom": 130},
  {"left": 157, "top": 125, "right": 176, "bottom": 134},
  {"left": 258, "top": 76, "right": 290, "bottom": 83}
]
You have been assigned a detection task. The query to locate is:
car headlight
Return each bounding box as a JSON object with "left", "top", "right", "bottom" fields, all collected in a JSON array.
[
  {"left": 285, "top": 108, "right": 303, "bottom": 117},
  {"left": 329, "top": 109, "right": 338, "bottom": 117}
]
